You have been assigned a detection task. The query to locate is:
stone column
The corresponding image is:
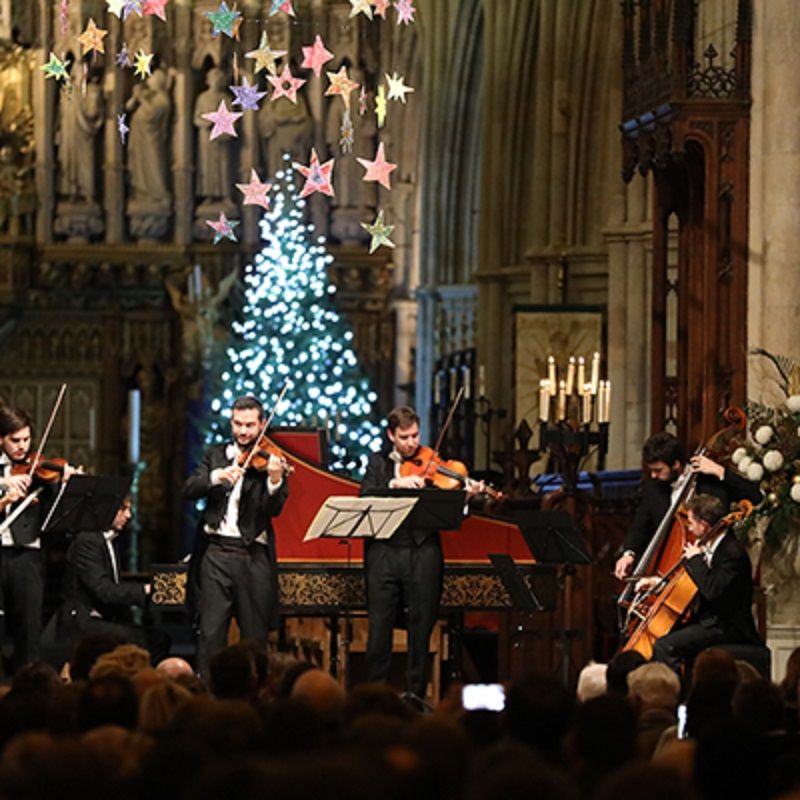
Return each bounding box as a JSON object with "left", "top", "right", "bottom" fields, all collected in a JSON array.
[
  {"left": 105, "top": 14, "right": 126, "bottom": 242},
  {"left": 172, "top": 0, "right": 194, "bottom": 245},
  {"left": 33, "top": 0, "right": 54, "bottom": 243}
]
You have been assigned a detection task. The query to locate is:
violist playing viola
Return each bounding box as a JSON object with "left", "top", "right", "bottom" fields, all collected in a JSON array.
[{"left": 360, "top": 406, "right": 486, "bottom": 708}]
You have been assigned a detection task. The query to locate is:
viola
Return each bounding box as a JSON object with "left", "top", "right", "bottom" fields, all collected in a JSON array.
[
  {"left": 399, "top": 446, "right": 502, "bottom": 499},
  {"left": 238, "top": 434, "right": 294, "bottom": 476}
]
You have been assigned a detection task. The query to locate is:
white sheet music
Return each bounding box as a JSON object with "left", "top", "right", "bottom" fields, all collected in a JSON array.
[{"left": 303, "top": 496, "right": 418, "bottom": 542}]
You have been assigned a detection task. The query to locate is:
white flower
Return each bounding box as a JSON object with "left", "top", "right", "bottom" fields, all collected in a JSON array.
[
  {"left": 732, "top": 447, "right": 748, "bottom": 465},
  {"left": 747, "top": 462, "right": 765, "bottom": 482},
  {"left": 738, "top": 455, "right": 753, "bottom": 471},
  {"left": 788, "top": 395, "right": 800, "bottom": 413},
  {"left": 792, "top": 483, "right": 800, "bottom": 503},
  {"left": 763, "top": 450, "right": 785, "bottom": 472},
  {"left": 755, "top": 425, "right": 775, "bottom": 445}
]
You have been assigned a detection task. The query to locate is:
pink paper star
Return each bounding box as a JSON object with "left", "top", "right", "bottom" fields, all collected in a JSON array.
[
  {"left": 301, "top": 34, "right": 334, "bottom": 78},
  {"left": 142, "top": 0, "right": 169, "bottom": 20},
  {"left": 236, "top": 169, "right": 272, "bottom": 210},
  {"left": 356, "top": 141, "right": 397, "bottom": 190},
  {"left": 201, "top": 99, "right": 243, "bottom": 140},
  {"left": 267, "top": 64, "right": 306, "bottom": 104},
  {"left": 292, "top": 148, "right": 335, "bottom": 198},
  {"left": 395, "top": 0, "right": 416, "bottom": 25},
  {"left": 206, "top": 212, "right": 239, "bottom": 244},
  {"left": 325, "top": 66, "right": 360, "bottom": 111},
  {"left": 373, "top": 0, "right": 390, "bottom": 17}
]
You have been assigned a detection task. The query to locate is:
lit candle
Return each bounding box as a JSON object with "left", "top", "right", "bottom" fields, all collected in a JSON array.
[
  {"left": 557, "top": 379, "right": 567, "bottom": 421},
  {"left": 590, "top": 352, "right": 600, "bottom": 394},
  {"left": 582, "top": 384, "right": 592, "bottom": 425},
  {"left": 539, "top": 379, "right": 550, "bottom": 422},
  {"left": 565, "top": 356, "right": 576, "bottom": 396},
  {"left": 598, "top": 380, "right": 610, "bottom": 423},
  {"left": 478, "top": 365, "right": 486, "bottom": 398},
  {"left": 463, "top": 365, "right": 471, "bottom": 399},
  {"left": 577, "top": 356, "right": 586, "bottom": 395},
  {"left": 547, "top": 355, "right": 556, "bottom": 388},
  {"left": 128, "top": 389, "right": 141, "bottom": 463},
  {"left": 605, "top": 380, "right": 612, "bottom": 423},
  {"left": 449, "top": 366, "right": 458, "bottom": 400}
]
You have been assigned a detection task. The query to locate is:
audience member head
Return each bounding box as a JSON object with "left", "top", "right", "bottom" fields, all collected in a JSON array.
[
  {"left": 11, "top": 661, "right": 60, "bottom": 697},
  {"left": 132, "top": 667, "right": 166, "bottom": 698},
  {"left": 165, "top": 696, "right": 262, "bottom": 756},
  {"left": 156, "top": 657, "right": 194, "bottom": 681},
  {"left": 594, "top": 762, "right": 700, "bottom": 800},
  {"left": 576, "top": 662, "right": 607, "bottom": 702},
  {"left": 606, "top": 650, "right": 647, "bottom": 696},
  {"left": 780, "top": 645, "right": 800, "bottom": 705},
  {"left": 627, "top": 662, "right": 681, "bottom": 713},
  {"left": 139, "top": 680, "right": 193, "bottom": 737},
  {"left": 69, "top": 632, "right": 120, "bottom": 682},
  {"left": 89, "top": 643, "right": 151, "bottom": 680},
  {"left": 236, "top": 639, "right": 270, "bottom": 694},
  {"left": 81, "top": 724, "right": 153, "bottom": 779},
  {"left": 261, "top": 697, "right": 327, "bottom": 756},
  {"left": 208, "top": 643, "right": 258, "bottom": 701},
  {"left": 731, "top": 678, "right": 786, "bottom": 736},
  {"left": 344, "top": 682, "right": 414, "bottom": 723},
  {"left": 78, "top": 674, "right": 139, "bottom": 731},
  {"left": 291, "top": 668, "right": 346, "bottom": 717},
  {"left": 275, "top": 659, "right": 315, "bottom": 699}
]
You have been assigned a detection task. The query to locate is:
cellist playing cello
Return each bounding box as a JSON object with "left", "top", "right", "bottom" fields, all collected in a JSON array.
[
  {"left": 635, "top": 493, "right": 764, "bottom": 671},
  {"left": 613, "top": 432, "right": 762, "bottom": 582}
]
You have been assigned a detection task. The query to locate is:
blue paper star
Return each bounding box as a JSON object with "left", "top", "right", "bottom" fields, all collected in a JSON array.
[
  {"left": 123, "top": 0, "right": 143, "bottom": 19},
  {"left": 116, "top": 42, "right": 131, "bottom": 67},
  {"left": 117, "top": 113, "right": 130, "bottom": 145},
  {"left": 229, "top": 76, "right": 267, "bottom": 111}
]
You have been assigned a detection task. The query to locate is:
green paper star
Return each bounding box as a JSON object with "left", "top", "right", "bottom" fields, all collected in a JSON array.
[
  {"left": 41, "top": 52, "right": 69, "bottom": 82},
  {"left": 206, "top": 1, "right": 242, "bottom": 39},
  {"left": 361, "top": 210, "right": 395, "bottom": 254}
]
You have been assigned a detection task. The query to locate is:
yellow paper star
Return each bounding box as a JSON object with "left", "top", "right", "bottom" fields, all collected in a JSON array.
[
  {"left": 133, "top": 49, "right": 153, "bottom": 79},
  {"left": 245, "top": 30, "right": 286, "bottom": 75},
  {"left": 325, "top": 65, "right": 360, "bottom": 112},
  {"left": 349, "top": 0, "right": 373, "bottom": 19},
  {"left": 361, "top": 210, "right": 395, "bottom": 254},
  {"left": 386, "top": 71, "right": 414, "bottom": 103},
  {"left": 78, "top": 18, "right": 108, "bottom": 56},
  {"left": 375, "top": 83, "right": 387, "bottom": 128},
  {"left": 106, "top": 0, "right": 126, "bottom": 18}
]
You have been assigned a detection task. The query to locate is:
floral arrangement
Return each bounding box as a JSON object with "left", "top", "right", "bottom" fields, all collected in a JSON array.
[{"left": 733, "top": 349, "right": 800, "bottom": 551}]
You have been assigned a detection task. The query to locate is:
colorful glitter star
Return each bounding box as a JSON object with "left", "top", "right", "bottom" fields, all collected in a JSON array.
[
  {"left": 41, "top": 52, "right": 69, "bottom": 82},
  {"left": 206, "top": 1, "right": 242, "bottom": 38},
  {"left": 117, "top": 113, "right": 130, "bottom": 145},
  {"left": 236, "top": 169, "right": 272, "bottom": 210},
  {"left": 349, "top": 0, "right": 373, "bottom": 19},
  {"left": 116, "top": 42, "right": 131, "bottom": 67},
  {"left": 78, "top": 18, "right": 108, "bottom": 56},
  {"left": 123, "top": 0, "right": 143, "bottom": 19},
  {"left": 267, "top": 64, "right": 306, "bottom": 104},
  {"left": 292, "top": 148, "right": 335, "bottom": 198},
  {"left": 133, "top": 50, "right": 153, "bottom": 79},
  {"left": 206, "top": 212, "right": 239, "bottom": 244},
  {"left": 300, "top": 34, "right": 334, "bottom": 78},
  {"left": 269, "top": 0, "right": 295, "bottom": 16},
  {"left": 356, "top": 141, "right": 397, "bottom": 190},
  {"left": 230, "top": 76, "right": 267, "bottom": 111},
  {"left": 325, "top": 66, "right": 360, "bottom": 111},
  {"left": 142, "top": 0, "right": 169, "bottom": 20},
  {"left": 375, "top": 83, "right": 387, "bottom": 127},
  {"left": 385, "top": 71, "right": 414, "bottom": 103},
  {"left": 106, "top": 0, "right": 125, "bottom": 18},
  {"left": 201, "top": 99, "right": 243, "bottom": 139},
  {"left": 361, "top": 209, "right": 395, "bottom": 254},
  {"left": 358, "top": 86, "right": 368, "bottom": 116},
  {"left": 373, "top": 0, "right": 391, "bottom": 18},
  {"left": 395, "top": 0, "right": 415, "bottom": 25},
  {"left": 245, "top": 30, "right": 286, "bottom": 75}
]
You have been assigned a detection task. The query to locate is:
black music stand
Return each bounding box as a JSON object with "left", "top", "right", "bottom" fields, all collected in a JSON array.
[
  {"left": 488, "top": 553, "right": 547, "bottom": 612},
  {"left": 364, "top": 487, "right": 467, "bottom": 531},
  {"left": 42, "top": 475, "right": 131, "bottom": 534}
]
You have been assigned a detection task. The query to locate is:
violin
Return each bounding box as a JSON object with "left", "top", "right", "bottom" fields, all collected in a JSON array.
[
  {"left": 238, "top": 434, "right": 294, "bottom": 476},
  {"left": 399, "top": 446, "right": 502, "bottom": 499},
  {"left": 11, "top": 453, "right": 71, "bottom": 484}
]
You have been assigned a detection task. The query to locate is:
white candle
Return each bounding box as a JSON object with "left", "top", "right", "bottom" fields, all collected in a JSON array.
[
  {"left": 605, "top": 380, "right": 612, "bottom": 423},
  {"left": 539, "top": 380, "right": 550, "bottom": 422},
  {"left": 128, "top": 389, "right": 141, "bottom": 463},
  {"left": 478, "top": 365, "right": 486, "bottom": 398},
  {"left": 598, "top": 381, "right": 610, "bottom": 423},
  {"left": 582, "top": 385, "right": 592, "bottom": 425},
  {"left": 547, "top": 355, "right": 556, "bottom": 389},
  {"left": 557, "top": 379, "right": 567, "bottom": 421},
  {"left": 565, "top": 356, "right": 576, "bottom": 396},
  {"left": 590, "top": 352, "right": 600, "bottom": 394},
  {"left": 577, "top": 356, "right": 586, "bottom": 395},
  {"left": 463, "top": 365, "right": 471, "bottom": 399},
  {"left": 449, "top": 367, "right": 457, "bottom": 400}
]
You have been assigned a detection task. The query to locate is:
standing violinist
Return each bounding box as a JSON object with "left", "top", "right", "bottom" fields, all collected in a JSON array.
[
  {"left": 0, "top": 406, "right": 76, "bottom": 671},
  {"left": 613, "top": 432, "right": 762, "bottom": 581},
  {"left": 184, "top": 395, "right": 288, "bottom": 675},
  {"left": 360, "top": 406, "right": 484, "bottom": 707}
]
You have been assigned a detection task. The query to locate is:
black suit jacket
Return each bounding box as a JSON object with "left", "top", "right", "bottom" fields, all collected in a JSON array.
[
  {"left": 2, "top": 481, "right": 57, "bottom": 546},
  {"left": 624, "top": 468, "right": 763, "bottom": 558},
  {"left": 684, "top": 530, "right": 762, "bottom": 644}
]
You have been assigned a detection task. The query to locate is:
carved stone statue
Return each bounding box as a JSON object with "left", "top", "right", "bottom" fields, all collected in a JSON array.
[
  {"left": 193, "top": 67, "right": 232, "bottom": 202},
  {"left": 258, "top": 91, "right": 313, "bottom": 179}
]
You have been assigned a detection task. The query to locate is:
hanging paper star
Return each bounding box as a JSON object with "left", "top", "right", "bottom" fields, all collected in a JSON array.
[
  {"left": 375, "top": 84, "right": 387, "bottom": 127},
  {"left": 41, "top": 52, "right": 69, "bottom": 82},
  {"left": 123, "top": 0, "right": 144, "bottom": 19},
  {"left": 116, "top": 43, "right": 131, "bottom": 67},
  {"left": 117, "top": 113, "right": 130, "bottom": 145},
  {"left": 386, "top": 71, "right": 414, "bottom": 103},
  {"left": 206, "top": 212, "right": 239, "bottom": 244},
  {"left": 361, "top": 210, "right": 395, "bottom": 254},
  {"left": 236, "top": 169, "right": 272, "bottom": 210},
  {"left": 373, "top": 0, "right": 391, "bottom": 18},
  {"left": 267, "top": 64, "right": 306, "bottom": 104},
  {"left": 245, "top": 31, "right": 286, "bottom": 75},
  {"left": 349, "top": 0, "right": 373, "bottom": 19},
  {"left": 133, "top": 50, "right": 153, "bottom": 79},
  {"left": 230, "top": 76, "right": 267, "bottom": 111},
  {"left": 201, "top": 99, "right": 243, "bottom": 139},
  {"left": 394, "top": 0, "right": 415, "bottom": 25},
  {"left": 292, "top": 148, "right": 335, "bottom": 198},
  {"left": 206, "top": 1, "right": 242, "bottom": 38},
  {"left": 358, "top": 86, "right": 368, "bottom": 116},
  {"left": 325, "top": 66, "right": 360, "bottom": 111},
  {"left": 269, "top": 0, "right": 295, "bottom": 16},
  {"left": 106, "top": 0, "right": 125, "bottom": 17},
  {"left": 142, "top": 0, "right": 169, "bottom": 20},
  {"left": 339, "top": 109, "right": 354, "bottom": 153},
  {"left": 78, "top": 19, "right": 108, "bottom": 56},
  {"left": 356, "top": 141, "right": 397, "bottom": 190},
  {"left": 300, "top": 34, "right": 334, "bottom": 78}
]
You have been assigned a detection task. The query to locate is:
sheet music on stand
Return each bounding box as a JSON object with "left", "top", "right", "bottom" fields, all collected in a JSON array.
[
  {"left": 42, "top": 475, "right": 132, "bottom": 534},
  {"left": 363, "top": 487, "right": 467, "bottom": 532},
  {"left": 303, "top": 496, "right": 419, "bottom": 542}
]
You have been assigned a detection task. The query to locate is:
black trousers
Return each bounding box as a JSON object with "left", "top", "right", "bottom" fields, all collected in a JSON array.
[
  {"left": 651, "top": 619, "right": 734, "bottom": 672},
  {"left": 0, "top": 547, "right": 44, "bottom": 671},
  {"left": 364, "top": 535, "right": 443, "bottom": 698},
  {"left": 197, "top": 537, "right": 276, "bottom": 675}
]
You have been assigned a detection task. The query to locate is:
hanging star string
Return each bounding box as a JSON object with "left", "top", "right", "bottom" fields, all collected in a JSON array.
[
  {"left": 78, "top": 19, "right": 108, "bottom": 57},
  {"left": 386, "top": 71, "right": 414, "bottom": 103},
  {"left": 245, "top": 31, "right": 286, "bottom": 75},
  {"left": 293, "top": 148, "right": 335, "bottom": 198},
  {"left": 41, "top": 52, "right": 70, "bottom": 82},
  {"left": 133, "top": 50, "right": 153, "bottom": 79},
  {"left": 300, "top": 34, "right": 334, "bottom": 78},
  {"left": 395, "top": 0, "right": 416, "bottom": 25},
  {"left": 236, "top": 169, "right": 272, "bottom": 210},
  {"left": 349, "top": 0, "right": 373, "bottom": 20},
  {"left": 325, "top": 65, "right": 360, "bottom": 112},
  {"left": 361, "top": 210, "right": 395, "bottom": 254},
  {"left": 202, "top": 99, "right": 243, "bottom": 139},
  {"left": 375, "top": 84, "right": 387, "bottom": 127},
  {"left": 267, "top": 64, "right": 306, "bottom": 104},
  {"left": 206, "top": 1, "right": 242, "bottom": 39},
  {"left": 230, "top": 76, "right": 267, "bottom": 111},
  {"left": 206, "top": 212, "right": 240, "bottom": 244},
  {"left": 117, "top": 112, "right": 130, "bottom": 144},
  {"left": 356, "top": 141, "right": 397, "bottom": 190}
]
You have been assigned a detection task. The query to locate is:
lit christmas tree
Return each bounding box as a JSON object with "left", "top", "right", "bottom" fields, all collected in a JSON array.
[{"left": 207, "top": 166, "right": 384, "bottom": 475}]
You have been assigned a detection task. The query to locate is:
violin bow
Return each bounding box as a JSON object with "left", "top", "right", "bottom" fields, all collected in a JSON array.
[
  {"left": 239, "top": 382, "right": 289, "bottom": 473},
  {"left": 423, "top": 386, "right": 465, "bottom": 472},
  {"left": 28, "top": 383, "right": 67, "bottom": 477}
]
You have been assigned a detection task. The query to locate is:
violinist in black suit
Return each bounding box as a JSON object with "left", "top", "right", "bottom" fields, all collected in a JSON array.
[
  {"left": 184, "top": 395, "right": 288, "bottom": 675},
  {"left": 642, "top": 493, "right": 763, "bottom": 670},
  {"left": 614, "top": 432, "right": 762, "bottom": 581},
  {"left": 44, "top": 496, "right": 170, "bottom": 664},
  {"left": 361, "top": 406, "right": 483, "bottom": 704}
]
